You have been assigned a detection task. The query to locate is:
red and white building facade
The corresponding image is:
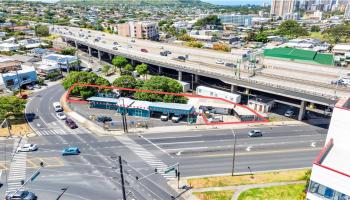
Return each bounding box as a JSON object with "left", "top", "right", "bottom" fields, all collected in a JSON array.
[{"left": 307, "top": 98, "right": 350, "bottom": 200}]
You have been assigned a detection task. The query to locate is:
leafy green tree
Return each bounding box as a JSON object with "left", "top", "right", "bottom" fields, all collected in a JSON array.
[
  {"left": 255, "top": 32, "right": 268, "bottom": 43},
  {"left": 60, "top": 48, "right": 76, "bottom": 56},
  {"left": 134, "top": 76, "right": 187, "bottom": 103},
  {"left": 310, "top": 25, "right": 320, "bottom": 32},
  {"left": 0, "top": 96, "right": 26, "bottom": 120},
  {"left": 194, "top": 15, "right": 221, "bottom": 28},
  {"left": 35, "top": 25, "right": 49, "bottom": 37},
  {"left": 62, "top": 71, "right": 110, "bottom": 99},
  {"left": 123, "top": 64, "right": 134, "bottom": 75},
  {"left": 276, "top": 20, "right": 309, "bottom": 38},
  {"left": 185, "top": 41, "right": 204, "bottom": 48},
  {"left": 135, "top": 63, "right": 148, "bottom": 80},
  {"left": 323, "top": 23, "right": 350, "bottom": 43},
  {"left": 112, "top": 75, "right": 137, "bottom": 96},
  {"left": 112, "top": 56, "right": 128, "bottom": 73},
  {"left": 178, "top": 34, "right": 195, "bottom": 42},
  {"left": 102, "top": 65, "right": 110, "bottom": 75}
]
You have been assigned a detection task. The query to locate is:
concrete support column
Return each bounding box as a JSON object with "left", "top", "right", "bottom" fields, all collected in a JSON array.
[
  {"left": 178, "top": 71, "right": 182, "bottom": 81},
  {"left": 158, "top": 66, "right": 162, "bottom": 74},
  {"left": 231, "top": 84, "right": 238, "bottom": 93},
  {"left": 74, "top": 40, "right": 78, "bottom": 49},
  {"left": 131, "top": 59, "right": 135, "bottom": 66},
  {"left": 194, "top": 74, "right": 199, "bottom": 83},
  {"left": 97, "top": 50, "right": 101, "bottom": 61},
  {"left": 88, "top": 47, "right": 92, "bottom": 56},
  {"left": 298, "top": 100, "right": 307, "bottom": 121},
  {"left": 109, "top": 54, "right": 112, "bottom": 61}
]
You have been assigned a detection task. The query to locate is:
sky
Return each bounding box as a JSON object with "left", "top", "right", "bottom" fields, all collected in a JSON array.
[{"left": 32, "top": 0, "right": 271, "bottom": 5}]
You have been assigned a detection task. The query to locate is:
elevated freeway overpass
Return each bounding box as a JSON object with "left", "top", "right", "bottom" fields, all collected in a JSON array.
[{"left": 52, "top": 26, "right": 349, "bottom": 120}]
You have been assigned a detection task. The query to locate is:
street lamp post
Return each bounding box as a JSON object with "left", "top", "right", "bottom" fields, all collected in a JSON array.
[{"left": 231, "top": 130, "right": 236, "bottom": 176}]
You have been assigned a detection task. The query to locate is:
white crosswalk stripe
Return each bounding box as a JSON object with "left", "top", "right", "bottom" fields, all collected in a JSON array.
[
  {"left": 6, "top": 138, "right": 27, "bottom": 194},
  {"left": 35, "top": 128, "right": 82, "bottom": 136},
  {"left": 117, "top": 136, "right": 175, "bottom": 180}
]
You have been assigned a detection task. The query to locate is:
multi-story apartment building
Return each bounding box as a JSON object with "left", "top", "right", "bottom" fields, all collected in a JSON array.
[
  {"left": 117, "top": 21, "right": 159, "bottom": 40},
  {"left": 306, "top": 98, "right": 350, "bottom": 200},
  {"left": 271, "top": 0, "right": 296, "bottom": 17},
  {"left": 218, "top": 14, "right": 252, "bottom": 27}
]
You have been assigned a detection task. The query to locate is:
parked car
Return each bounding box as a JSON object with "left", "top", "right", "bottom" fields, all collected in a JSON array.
[
  {"left": 81, "top": 67, "right": 92, "bottom": 72},
  {"left": 65, "top": 119, "right": 78, "bottom": 129},
  {"left": 160, "top": 113, "right": 169, "bottom": 121},
  {"left": 26, "top": 85, "right": 34, "bottom": 90},
  {"left": 284, "top": 110, "right": 295, "bottom": 117},
  {"left": 141, "top": 48, "right": 148, "bottom": 53},
  {"left": 131, "top": 39, "right": 135, "bottom": 43},
  {"left": 160, "top": 51, "right": 167, "bottom": 56},
  {"left": 96, "top": 116, "right": 112, "bottom": 123},
  {"left": 113, "top": 42, "right": 118, "bottom": 45},
  {"left": 18, "top": 94, "right": 28, "bottom": 99},
  {"left": 17, "top": 144, "right": 38, "bottom": 152},
  {"left": 56, "top": 112, "right": 67, "bottom": 120},
  {"left": 248, "top": 130, "right": 263, "bottom": 137},
  {"left": 33, "top": 84, "right": 41, "bottom": 89},
  {"left": 216, "top": 59, "right": 224, "bottom": 64},
  {"left": 5, "top": 190, "right": 37, "bottom": 200},
  {"left": 164, "top": 50, "right": 172, "bottom": 55},
  {"left": 171, "top": 114, "right": 182, "bottom": 123},
  {"left": 94, "top": 68, "right": 102, "bottom": 72},
  {"left": 208, "top": 116, "right": 223, "bottom": 122},
  {"left": 62, "top": 147, "right": 80, "bottom": 156}
]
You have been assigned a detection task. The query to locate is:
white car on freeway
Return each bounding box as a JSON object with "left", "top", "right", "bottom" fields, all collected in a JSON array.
[
  {"left": 17, "top": 144, "right": 38, "bottom": 152},
  {"left": 56, "top": 112, "right": 67, "bottom": 120},
  {"left": 216, "top": 59, "right": 224, "bottom": 64}
]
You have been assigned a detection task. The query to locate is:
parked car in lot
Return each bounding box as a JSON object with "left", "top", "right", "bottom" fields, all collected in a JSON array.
[
  {"left": 62, "top": 147, "right": 80, "bottom": 156},
  {"left": 56, "top": 112, "right": 67, "bottom": 120},
  {"left": 96, "top": 116, "right": 112, "bottom": 123},
  {"left": 248, "top": 130, "right": 263, "bottom": 137},
  {"left": 5, "top": 190, "right": 37, "bottom": 200},
  {"left": 141, "top": 48, "right": 148, "bottom": 53},
  {"left": 26, "top": 85, "right": 34, "bottom": 90},
  {"left": 208, "top": 116, "right": 223, "bottom": 123},
  {"left": 17, "top": 144, "right": 38, "bottom": 152},
  {"left": 81, "top": 67, "right": 92, "bottom": 72},
  {"left": 18, "top": 94, "right": 28, "bottom": 99},
  {"left": 171, "top": 114, "right": 182, "bottom": 123},
  {"left": 284, "top": 110, "right": 295, "bottom": 117},
  {"left": 65, "top": 119, "right": 78, "bottom": 129},
  {"left": 160, "top": 113, "right": 169, "bottom": 121}
]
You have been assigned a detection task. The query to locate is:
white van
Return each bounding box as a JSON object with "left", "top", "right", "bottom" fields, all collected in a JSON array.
[{"left": 53, "top": 102, "right": 63, "bottom": 112}]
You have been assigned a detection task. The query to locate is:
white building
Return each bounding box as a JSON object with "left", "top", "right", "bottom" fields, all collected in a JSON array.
[
  {"left": 0, "top": 43, "right": 20, "bottom": 52},
  {"left": 344, "top": 3, "right": 350, "bottom": 19},
  {"left": 307, "top": 98, "right": 350, "bottom": 199}
]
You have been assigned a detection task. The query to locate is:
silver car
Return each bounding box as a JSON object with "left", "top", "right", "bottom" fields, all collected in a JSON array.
[
  {"left": 5, "top": 190, "right": 37, "bottom": 200},
  {"left": 248, "top": 130, "right": 263, "bottom": 137}
]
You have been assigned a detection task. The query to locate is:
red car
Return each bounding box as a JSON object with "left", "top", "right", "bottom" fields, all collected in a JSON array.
[
  {"left": 18, "top": 94, "right": 28, "bottom": 99},
  {"left": 141, "top": 48, "right": 148, "bottom": 53}
]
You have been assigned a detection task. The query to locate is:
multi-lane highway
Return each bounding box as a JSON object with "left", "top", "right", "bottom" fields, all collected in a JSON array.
[{"left": 52, "top": 26, "right": 350, "bottom": 106}]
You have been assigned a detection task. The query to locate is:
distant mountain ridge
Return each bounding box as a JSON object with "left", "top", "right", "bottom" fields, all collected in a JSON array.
[{"left": 59, "top": 0, "right": 209, "bottom": 6}]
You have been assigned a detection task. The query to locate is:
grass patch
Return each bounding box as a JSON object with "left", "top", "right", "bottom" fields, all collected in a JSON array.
[
  {"left": 193, "top": 190, "right": 234, "bottom": 200},
  {"left": 0, "top": 116, "right": 32, "bottom": 137},
  {"left": 188, "top": 169, "right": 308, "bottom": 188},
  {"left": 238, "top": 184, "right": 305, "bottom": 200}
]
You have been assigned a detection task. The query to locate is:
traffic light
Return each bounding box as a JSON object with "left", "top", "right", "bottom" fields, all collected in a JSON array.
[
  {"left": 40, "top": 162, "right": 44, "bottom": 167},
  {"left": 175, "top": 170, "right": 178, "bottom": 177}
]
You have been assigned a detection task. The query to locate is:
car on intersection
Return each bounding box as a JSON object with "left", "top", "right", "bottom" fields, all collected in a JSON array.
[
  {"left": 62, "top": 147, "right": 80, "bottom": 156},
  {"left": 17, "top": 144, "right": 38, "bottom": 152},
  {"left": 65, "top": 119, "right": 78, "bottom": 129},
  {"left": 56, "top": 112, "right": 67, "bottom": 120},
  {"left": 5, "top": 190, "right": 37, "bottom": 200},
  {"left": 248, "top": 130, "right": 263, "bottom": 137},
  {"left": 96, "top": 116, "right": 112, "bottom": 123}
]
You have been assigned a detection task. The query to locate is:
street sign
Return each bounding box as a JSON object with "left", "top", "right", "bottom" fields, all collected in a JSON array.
[
  {"left": 31, "top": 171, "right": 40, "bottom": 182},
  {"left": 164, "top": 167, "right": 175, "bottom": 174}
]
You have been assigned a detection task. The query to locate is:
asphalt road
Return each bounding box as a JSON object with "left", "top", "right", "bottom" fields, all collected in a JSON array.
[{"left": 1, "top": 84, "right": 178, "bottom": 200}]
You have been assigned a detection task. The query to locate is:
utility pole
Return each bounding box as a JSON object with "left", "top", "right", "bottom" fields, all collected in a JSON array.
[
  {"left": 119, "top": 156, "right": 127, "bottom": 200},
  {"left": 231, "top": 130, "right": 236, "bottom": 176}
]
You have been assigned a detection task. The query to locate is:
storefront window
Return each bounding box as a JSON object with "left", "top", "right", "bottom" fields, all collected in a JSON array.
[{"left": 308, "top": 181, "right": 350, "bottom": 200}]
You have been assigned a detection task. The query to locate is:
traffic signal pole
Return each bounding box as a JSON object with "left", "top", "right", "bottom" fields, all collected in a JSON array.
[{"left": 119, "top": 156, "right": 127, "bottom": 200}]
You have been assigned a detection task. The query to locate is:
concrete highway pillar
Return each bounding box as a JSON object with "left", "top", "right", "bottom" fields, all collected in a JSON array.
[
  {"left": 298, "top": 100, "right": 307, "bottom": 121},
  {"left": 109, "top": 54, "right": 113, "bottom": 61},
  {"left": 194, "top": 74, "right": 199, "bottom": 83},
  {"left": 158, "top": 66, "right": 162, "bottom": 74},
  {"left": 131, "top": 59, "right": 135, "bottom": 66},
  {"left": 88, "top": 47, "right": 92, "bottom": 56},
  {"left": 97, "top": 50, "right": 101, "bottom": 61},
  {"left": 74, "top": 40, "right": 78, "bottom": 49},
  {"left": 178, "top": 71, "right": 182, "bottom": 81},
  {"left": 231, "top": 84, "right": 238, "bottom": 93}
]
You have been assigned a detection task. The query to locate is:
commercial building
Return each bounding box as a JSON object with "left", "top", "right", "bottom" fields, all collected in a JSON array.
[
  {"left": 0, "top": 58, "right": 21, "bottom": 73},
  {"left": 270, "top": 0, "right": 296, "bottom": 17},
  {"left": 248, "top": 97, "right": 275, "bottom": 113},
  {"left": 0, "top": 65, "right": 37, "bottom": 90},
  {"left": 41, "top": 54, "right": 79, "bottom": 71},
  {"left": 0, "top": 43, "right": 20, "bottom": 52},
  {"left": 306, "top": 98, "right": 350, "bottom": 199},
  {"left": 218, "top": 14, "right": 252, "bottom": 27},
  {"left": 118, "top": 21, "right": 159, "bottom": 40}
]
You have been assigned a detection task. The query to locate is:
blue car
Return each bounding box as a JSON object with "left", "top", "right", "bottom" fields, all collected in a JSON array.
[{"left": 62, "top": 147, "right": 80, "bottom": 156}]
